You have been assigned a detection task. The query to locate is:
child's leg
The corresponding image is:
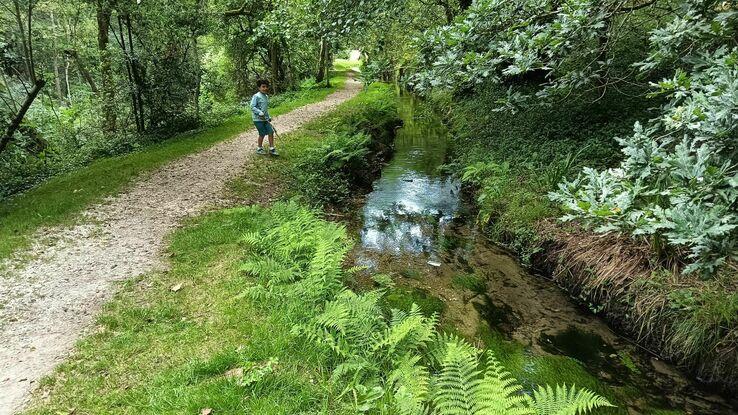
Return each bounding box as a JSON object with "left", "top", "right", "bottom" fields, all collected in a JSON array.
[
  {"left": 258, "top": 134, "right": 265, "bottom": 147},
  {"left": 267, "top": 133, "right": 275, "bottom": 148}
]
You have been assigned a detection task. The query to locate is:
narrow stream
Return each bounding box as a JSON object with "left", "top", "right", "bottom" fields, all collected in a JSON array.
[{"left": 352, "top": 94, "right": 737, "bottom": 415}]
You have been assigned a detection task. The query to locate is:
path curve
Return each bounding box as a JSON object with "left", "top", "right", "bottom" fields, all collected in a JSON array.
[{"left": 0, "top": 78, "right": 361, "bottom": 414}]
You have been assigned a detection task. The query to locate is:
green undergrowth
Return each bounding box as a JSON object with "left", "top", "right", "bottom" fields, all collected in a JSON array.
[
  {"left": 473, "top": 326, "right": 668, "bottom": 415},
  {"left": 229, "top": 82, "right": 400, "bottom": 208},
  {"left": 435, "top": 83, "right": 738, "bottom": 393},
  {"left": 26, "top": 203, "right": 614, "bottom": 414},
  {"left": 451, "top": 273, "right": 486, "bottom": 294},
  {"left": 435, "top": 83, "right": 650, "bottom": 264},
  {"left": 0, "top": 70, "right": 348, "bottom": 264}
]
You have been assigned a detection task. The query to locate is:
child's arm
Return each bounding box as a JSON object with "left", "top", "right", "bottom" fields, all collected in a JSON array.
[{"left": 250, "top": 95, "right": 265, "bottom": 119}]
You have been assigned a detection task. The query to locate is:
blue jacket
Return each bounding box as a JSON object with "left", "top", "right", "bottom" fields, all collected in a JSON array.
[{"left": 250, "top": 92, "right": 271, "bottom": 121}]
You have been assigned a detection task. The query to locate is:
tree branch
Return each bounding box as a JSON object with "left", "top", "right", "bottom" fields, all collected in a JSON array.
[
  {"left": 0, "top": 79, "right": 45, "bottom": 153},
  {"left": 224, "top": 1, "right": 249, "bottom": 17}
]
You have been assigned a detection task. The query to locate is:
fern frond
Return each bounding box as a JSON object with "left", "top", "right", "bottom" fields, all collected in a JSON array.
[
  {"left": 471, "top": 352, "right": 533, "bottom": 415},
  {"left": 374, "top": 305, "right": 436, "bottom": 357},
  {"left": 432, "top": 340, "right": 483, "bottom": 415},
  {"left": 332, "top": 356, "right": 374, "bottom": 384},
  {"left": 240, "top": 257, "right": 298, "bottom": 284},
  {"left": 241, "top": 231, "right": 265, "bottom": 247},
  {"left": 233, "top": 284, "right": 278, "bottom": 303},
  {"left": 390, "top": 354, "right": 430, "bottom": 415},
  {"left": 298, "top": 290, "right": 387, "bottom": 358},
  {"left": 426, "top": 333, "right": 479, "bottom": 370},
  {"left": 532, "top": 384, "right": 614, "bottom": 415}
]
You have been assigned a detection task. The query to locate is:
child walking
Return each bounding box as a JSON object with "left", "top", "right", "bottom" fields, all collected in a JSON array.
[{"left": 250, "top": 79, "right": 278, "bottom": 155}]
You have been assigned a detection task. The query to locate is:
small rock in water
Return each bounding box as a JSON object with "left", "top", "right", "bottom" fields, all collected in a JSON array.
[{"left": 427, "top": 260, "right": 441, "bottom": 267}]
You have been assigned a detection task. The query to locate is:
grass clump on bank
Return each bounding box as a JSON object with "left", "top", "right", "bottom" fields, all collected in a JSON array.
[
  {"left": 383, "top": 287, "right": 446, "bottom": 317},
  {"left": 0, "top": 70, "right": 348, "bottom": 264}
]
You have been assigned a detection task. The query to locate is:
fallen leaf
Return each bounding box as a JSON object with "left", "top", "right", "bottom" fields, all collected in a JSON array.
[{"left": 170, "top": 283, "right": 183, "bottom": 292}]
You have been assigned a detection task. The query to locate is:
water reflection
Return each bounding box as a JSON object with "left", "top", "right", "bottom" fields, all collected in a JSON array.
[{"left": 360, "top": 95, "right": 460, "bottom": 259}]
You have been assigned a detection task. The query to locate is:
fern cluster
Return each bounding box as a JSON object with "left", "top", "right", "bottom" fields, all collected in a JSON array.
[{"left": 240, "top": 202, "right": 614, "bottom": 414}]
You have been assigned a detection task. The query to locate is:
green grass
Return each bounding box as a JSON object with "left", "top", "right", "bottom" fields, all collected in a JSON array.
[
  {"left": 451, "top": 273, "right": 486, "bottom": 294},
  {"left": 22, "top": 82, "right": 682, "bottom": 415},
  {"left": 25, "top": 85, "right": 398, "bottom": 414},
  {"left": 333, "top": 58, "right": 362, "bottom": 72},
  {"left": 382, "top": 287, "right": 446, "bottom": 317},
  {"left": 0, "top": 69, "right": 348, "bottom": 264},
  {"left": 26, "top": 208, "right": 344, "bottom": 414}
]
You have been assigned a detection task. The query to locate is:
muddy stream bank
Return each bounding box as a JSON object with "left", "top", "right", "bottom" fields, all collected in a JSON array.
[{"left": 347, "top": 93, "right": 737, "bottom": 415}]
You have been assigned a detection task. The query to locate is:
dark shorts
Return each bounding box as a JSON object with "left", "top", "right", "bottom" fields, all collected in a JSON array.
[{"left": 254, "top": 121, "right": 274, "bottom": 136}]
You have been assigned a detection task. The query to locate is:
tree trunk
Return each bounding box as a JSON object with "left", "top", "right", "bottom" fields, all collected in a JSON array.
[
  {"left": 117, "top": 14, "right": 144, "bottom": 133},
  {"left": 270, "top": 41, "right": 280, "bottom": 94},
  {"left": 64, "top": 50, "right": 98, "bottom": 93},
  {"left": 1, "top": 79, "right": 45, "bottom": 153},
  {"left": 0, "top": 0, "right": 45, "bottom": 155},
  {"left": 193, "top": 36, "right": 202, "bottom": 120},
  {"left": 193, "top": 0, "right": 205, "bottom": 121},
  {"left": 65, "top": 59, "right": 72, "bottom": 103},
  {"left": 50, "top": 11, "right": 66, "bottom": 101},
  {"left": 315, "top": 38, "right": 327, "bottom": 83},
  {"left": 97, "top": 0, "right": 116, "bottom": 135},
  {"left": 124, "top": 14, "right": 146, "bottom": 131},
  {"left": 12, "top": 0, "right": 35, "bottom": 82},
  {"left": 323, "top": 42, "right": 331, "bottom": 87}
]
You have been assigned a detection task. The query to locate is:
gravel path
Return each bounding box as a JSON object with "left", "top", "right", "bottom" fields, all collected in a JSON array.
[{"left": 0, "top": 78, "right": 361, "bottom": 414}]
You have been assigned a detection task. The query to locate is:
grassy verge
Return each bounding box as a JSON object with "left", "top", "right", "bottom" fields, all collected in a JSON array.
[
  {"left": 25, "top": 77, "right": 712, "bottom": 415},
  {"left": 0, "top": 69, "right": 348, "bottom": 264},
  {"left": 433, "top": 83, "right": 738, "bottom": 393},
  {"left": 27, "top": 205, "right": 342, "bottom": 414}
]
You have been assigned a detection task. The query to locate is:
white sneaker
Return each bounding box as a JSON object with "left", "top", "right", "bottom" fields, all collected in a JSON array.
[{"left": 256, "top": 147, "right": 266, "bottom": 155}]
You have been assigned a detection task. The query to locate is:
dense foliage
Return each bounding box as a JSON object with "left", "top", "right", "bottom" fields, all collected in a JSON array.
[
  {"left": 407, "top": 0, "right": 737, "bottom": 277},
  {"left": 550, "top": 3, "right": 738, "bottom": 275},
  {"left": 0, "top": 0, "right": 369, "bottom": 198},
  {"left": 289, "top": 84, "right": 400, "bottom": 206}
]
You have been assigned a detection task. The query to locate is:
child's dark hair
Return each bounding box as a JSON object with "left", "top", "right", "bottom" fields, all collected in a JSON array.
[{"left": 256, "top": 79, "right": 269, "bottom": 87}]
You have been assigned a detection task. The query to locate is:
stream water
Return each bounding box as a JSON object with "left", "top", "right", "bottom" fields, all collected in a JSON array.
[{"left": 352, "top": 94, "right": 738, "bottom": 415}]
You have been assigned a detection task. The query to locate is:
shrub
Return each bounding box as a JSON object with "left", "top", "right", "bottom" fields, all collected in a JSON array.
[
  {"left": 287, "top": 83, "right": 400, "bottom": 207},
  {"left": 551, "top": 22, "right": 738, "bottom": 275}
]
